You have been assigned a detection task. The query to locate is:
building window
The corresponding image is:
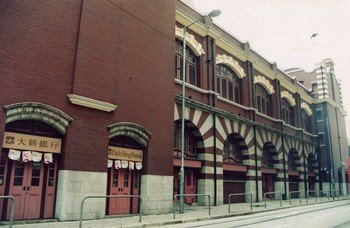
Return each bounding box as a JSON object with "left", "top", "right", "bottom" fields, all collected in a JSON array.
[
  {"left": 301, "top": 110, "right": 311, "bottom": 132},
  {"left": 255, "top": 84, "right": 271, "bottom": 115},
  {"left": 175, "top": 40, "right": 199, "bottom": 87},
  {"left": 216, "top": 64, "right": 241, "bottom": 103},
  {"left": 262, "top": 145, "right": 273, "bottom": 168},
  {"left": 223, "top": 135, "right": 242, "bottom": 164},
  {"left": 173, "top": 122, "right": 197, "bottom": 157},
  {"left": 288, "top": 151, "right": 297, "bottom": 170},
  {"left": 281, "top": 98, "right": 294, "bottom": 125}
]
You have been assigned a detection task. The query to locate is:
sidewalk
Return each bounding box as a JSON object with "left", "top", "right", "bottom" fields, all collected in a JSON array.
[{"left": 3, "top": 196, "right": 349, "bottom": 228}]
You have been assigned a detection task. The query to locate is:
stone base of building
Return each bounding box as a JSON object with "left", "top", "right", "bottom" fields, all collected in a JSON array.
[
  {"left": 140, "top": 175, "right": 173, "bottom": 215},
  {"left": 55, "top": 170, "right": 107, "bottom": 221}
]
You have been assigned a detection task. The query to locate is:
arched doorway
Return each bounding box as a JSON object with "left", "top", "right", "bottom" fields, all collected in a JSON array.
[
  {"left": 106, "top": 122, "right": 151, "bottom": 215},
  {"left": 107, "top": 136, "right": 143, "bottom": 215},
  {"left": 1, "top": 120, "right": 63, "bottom": 220},
  {"left": 288, "top": 149, "right": 301, "bottom": 198},
  {"left": 261, "top": 142, "right": 278, "bottom": 198},
  {"left": 173, "top": 120, "right": 203, "bottom": 204},
  {"left": 307, "top": 153, "right": 317, "bottom": 195},
  {"left": 223, "top": 133, "right": 247, "bottom": 203}
]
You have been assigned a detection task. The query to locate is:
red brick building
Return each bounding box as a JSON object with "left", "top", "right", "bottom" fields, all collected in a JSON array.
[
  {"left": 0, "top": 0, "right": 347, "bottom": 223},
  {"left": 0, "top": 0, "right": 175, "bottom": 221}
]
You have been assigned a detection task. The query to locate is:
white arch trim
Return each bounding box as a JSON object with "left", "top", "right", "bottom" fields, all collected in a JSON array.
[
  {"left": 216, "top": 54, "right": 246, "bottom": 79},
  {"left": 175, "top": 26, "right": 205, "bottom": 56},
  {"left": 281, "top": 91, "right": 296, "bottom": 107},
  {"left": 253, "top": 75, "right": 275, "bottom": 94},
  {"left": 301, "top": 102, "right": 313, "bottom": 116}
]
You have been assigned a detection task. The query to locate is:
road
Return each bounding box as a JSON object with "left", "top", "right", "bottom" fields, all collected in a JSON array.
[{"left": 163, "top": 200, "right": 350, "bottom": 228}]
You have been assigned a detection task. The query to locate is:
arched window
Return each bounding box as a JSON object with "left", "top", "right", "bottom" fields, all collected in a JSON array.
[
  {"left": 255, "top": 84, "right": 271, "bottom": 115},
  {"left": 307, "top": 154, "right": 316, "bottom": 172},
  {"left": 281, "top": 98, "right": 294, "bottom": 125},
  {"left": 217, "top": 64, "right": 241, "bottom": 103},
  {"left": 301, "top": 110, "right": 311, "bottom": 132},
  {"left": 288, "top": 151, "right": 298, "bottom": 170},
  {"left": 262, "top": 144, "right": 274, "bottom": 167},
  {"left": 223, "top": 135, "right": 242, "bottom": 163},
  {"left": 175, "top": 40, "right": 199, "bottom": 87},
  {"left": 173, "top": 122, "right": 197, "bottom": 157}
]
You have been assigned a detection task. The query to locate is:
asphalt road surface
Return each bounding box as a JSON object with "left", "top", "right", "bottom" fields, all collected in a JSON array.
[{"left": 164, "top": 200, "right": 350, "bottom": 228}]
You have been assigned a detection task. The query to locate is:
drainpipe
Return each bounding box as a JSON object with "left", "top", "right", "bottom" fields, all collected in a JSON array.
[
  {"left": 247, "top": 61, "right": 259, "bottom": 202},
  {"left": 277, "top": 82, "right": 287, "bottom": 199},
  {"left": 208, "top": 36, "right": 217, "bottom": 206},
  {"left": 302, "top": 134, "right": 307, "bottom": 196}
]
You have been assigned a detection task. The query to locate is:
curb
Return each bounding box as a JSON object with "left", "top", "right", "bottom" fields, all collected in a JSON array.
[{"left": 123, "top": 198, "right": 350, "bottom": 228}]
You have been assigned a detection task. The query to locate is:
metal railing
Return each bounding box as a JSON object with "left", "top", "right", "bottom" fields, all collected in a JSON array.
[
  {"left": 319, "top": 190, "right": 330, "bottom": 201},
  {"left": 228, "top": 193, "right": 253, "bottom": 213},
  {"left": 306, "top": 190, "right": 318, "bottom": 203},
  {"left": 79, "top": 195, "right": 142, "bottom": 228},
  {"left": 289, "top": 191, "right": 301, "bottom": 205},
  {"left": 0, "top": 196, "right": 15, "bottom": 228},
  {"left": 331, "top": 190, "right": 340, "bottom": 199},
  {"left": 173, "top": 194, "right": 210, "bottom": 219},
  {"left": 263, "top": 192, "right": 282, "bottom": 209}
]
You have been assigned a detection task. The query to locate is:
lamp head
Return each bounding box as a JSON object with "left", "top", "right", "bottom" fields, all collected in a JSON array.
[{"left": 207, "top": 9, "right": 221, "bottom": 18}]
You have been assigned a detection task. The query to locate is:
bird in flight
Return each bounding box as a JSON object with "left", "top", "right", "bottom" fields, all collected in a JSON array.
[{"left": 311, "top": 33, "right": 319, "bottom": 39}]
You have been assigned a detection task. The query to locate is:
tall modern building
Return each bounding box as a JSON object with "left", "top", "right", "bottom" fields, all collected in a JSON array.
[
  {"left": 286, "top": 59, "right": 349, "bottom": 195},
  {"left": 0, "top": 0, "right": 348, "bottom": 223}
]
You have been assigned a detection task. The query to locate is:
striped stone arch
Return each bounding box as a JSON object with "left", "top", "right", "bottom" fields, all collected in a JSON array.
[
  {"left": 305, "top": 143, "right": 318, "bottom": 174},
  {"left": 283, "top": 137, "right": 303, "bottom": 159},
  {"left": 174, "top": 119, "right": 205, "bottom": 153},
  {"left": 108, "top": 122, "right": 152, "bottom": 147},
  {"left": 256, "top": 128, "right": 283, "bottom": 161},
  {"left": 174, "top": 103, "right": 213, "bottom": 148},
  {"left": 288, "top": 148, "right": 303, "bottom": 172},
  {"left": 4, "top": 102, "right": 72, "bottom": 134}
]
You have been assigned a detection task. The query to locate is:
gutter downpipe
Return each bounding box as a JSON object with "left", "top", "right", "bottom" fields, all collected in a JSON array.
[
  {"left": 248, "top": 61, "right": 259, "bottom": 202},
  {"left": 209, "top": 36, "right": 218, "bottom": 206},
  {"left": 277, "top": 81, "right": 287, "bottom": 199}
]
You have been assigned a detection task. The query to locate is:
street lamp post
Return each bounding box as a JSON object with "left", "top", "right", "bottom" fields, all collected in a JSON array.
[{"left": 180, "top": 9, "right": 221, "bottom": 214}]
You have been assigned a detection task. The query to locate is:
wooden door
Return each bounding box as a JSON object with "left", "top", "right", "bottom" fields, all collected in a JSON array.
[
  {"left": 223, "top": 181, "right": 245, "bottom": 204},
  {"left": 7, "top": 161, "right": 27, "bottom": 220},
  {"left": 262, "top": 174, "right": 274, "bottom": 199},
  {"left": 0, "top": 153, "right": 8, "bottom": 219},
  {"left": 43, "top": 160, "right": 57, "bottom": 218},
  {"left": 7, "top": 161, "right": 44, "bottom": 220},
  {"left": 108, "top": 168, "right": 131, "bottom": 215},
  {"left": 184, "top": 170, "right": 196, "bottom": 204},
  {"left": 24, "top": 162, "right": 44, "bottom": 219},
  {"left": 308, "top": 176, "right": 315, "bottom": 196},
  {"left": 131, "top": 171, "right": 140, "bottom": 214}
]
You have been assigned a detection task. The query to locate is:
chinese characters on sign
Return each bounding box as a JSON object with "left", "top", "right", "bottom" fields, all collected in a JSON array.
[{"left": 2, "top": 132, "right": 62, "bottom": 153}]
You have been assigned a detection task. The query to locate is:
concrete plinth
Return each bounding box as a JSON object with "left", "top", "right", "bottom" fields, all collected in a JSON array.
[
  {"left": 55, "top": 170, "right": 107, "bottom": 221},
  {"left": 140, "top": 175, "right": 173, "bottom": 214}
]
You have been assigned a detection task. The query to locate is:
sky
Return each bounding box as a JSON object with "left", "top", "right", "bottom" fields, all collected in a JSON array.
[{"left": 192, "top": 0, "right": 350, "bottom": 138}]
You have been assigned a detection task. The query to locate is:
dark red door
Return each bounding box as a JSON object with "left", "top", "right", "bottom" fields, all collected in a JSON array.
[
  {"left": 262, "top": 173, "right": 275, "bottom": 199},
  {"left": 7, "top": 161, "right": 26, "bottom": 220},
  {"left": 7, "top": 161, "right": 44, "bottom": 220},
  {"left": 184, "top": 170, "right": 196, "bottom": 204},
  {"left": 24, "top": 162, "right": 44, "bottom": 219},
  {"left": 108, "top": 168, "right": 131, "bottom": 215},
  {"left": 43, "top": 160, "right": 57, "bottom": 218},
  {"left": 308, "top": 176, "right": 315, "bottom": 196},
  {"left": 131, "top": 171, "right": 140, "bottom": 214},
  {"left": 0, "top": 154, "right": 9, "bottom": 219}
]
